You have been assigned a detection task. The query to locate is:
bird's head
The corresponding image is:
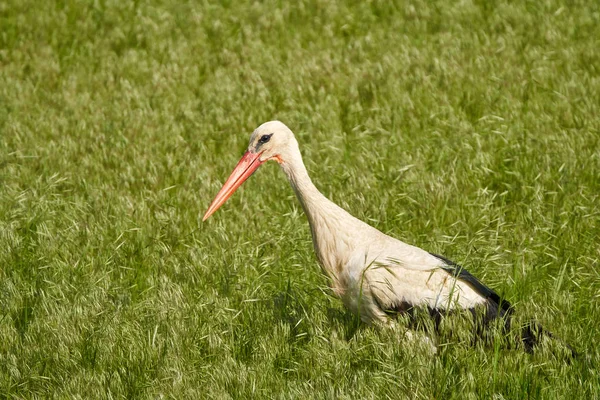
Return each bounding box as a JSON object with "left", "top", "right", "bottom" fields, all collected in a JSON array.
[
  {"left": 203, "top": 121, "right": 296, "bottom": 221},
  {"left": 249, "top": 120, "right": 296, "bottom": 163}
]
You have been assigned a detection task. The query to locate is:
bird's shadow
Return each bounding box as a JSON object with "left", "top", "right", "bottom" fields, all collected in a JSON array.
[
  {"left": 325, "top": 306, "right": 367, "bottom": 341},
  {"left": 270, "top": 282, "right": 366, "bottom": 342}
]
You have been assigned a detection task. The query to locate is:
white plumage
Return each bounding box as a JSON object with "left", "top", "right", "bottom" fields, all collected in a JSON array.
[{"left": 204, "top": 121, "right": 503, "bottom": 326}]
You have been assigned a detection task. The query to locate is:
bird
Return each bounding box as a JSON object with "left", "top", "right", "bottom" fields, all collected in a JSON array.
[{"left": 203, "top": 120, "right": 572, "bottom": 354}]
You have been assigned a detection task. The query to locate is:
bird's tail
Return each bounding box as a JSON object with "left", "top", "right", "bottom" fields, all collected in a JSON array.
[{"left": 520, "top": 321, "right": 577, "bottom": 358}]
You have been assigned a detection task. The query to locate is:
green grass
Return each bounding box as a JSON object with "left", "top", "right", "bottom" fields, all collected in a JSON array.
[{"left": 1, "top": 0, "right": 599, "bottom": 398}]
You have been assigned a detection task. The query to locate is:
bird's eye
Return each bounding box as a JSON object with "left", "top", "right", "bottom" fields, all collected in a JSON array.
[{"left": 258, "top": 134, "right": 273, "bottom": 144}]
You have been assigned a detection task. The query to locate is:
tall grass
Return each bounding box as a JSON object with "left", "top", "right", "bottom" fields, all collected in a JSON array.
[{"left": 1, "top": 0, "right": 598, "bottom": 398}]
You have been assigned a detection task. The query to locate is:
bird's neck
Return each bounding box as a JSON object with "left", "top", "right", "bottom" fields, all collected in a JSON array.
[
  {"left": 280, "top": 151, "right": 329, "bottom": 217},
  {"left": 279, "top": 147, "right": 361, "bottom": 283}
]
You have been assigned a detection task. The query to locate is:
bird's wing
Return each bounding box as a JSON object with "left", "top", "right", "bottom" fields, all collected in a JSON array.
[
  {"left": 428, "top": 252, "right": 512, "bottom": 316},
  {"left": 355, "top": 240, "right": 512, "bottom": 316},
  {"left": 374, "top": 237, "right": 509, "bottom": 304},
  {"left": 365, "top": 258, "right": 488, "bottom": 314}
]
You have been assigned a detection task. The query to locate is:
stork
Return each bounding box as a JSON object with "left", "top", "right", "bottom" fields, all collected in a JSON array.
[{"left": 203, "top": 121, "right": 570, "bottom": 353}]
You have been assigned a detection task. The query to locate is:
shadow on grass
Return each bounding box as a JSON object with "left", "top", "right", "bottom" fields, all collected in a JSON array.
[
  {"left": 270, "top": 277, "right": 370, "bottom": 343},
  {"left": 325, "top": 306, "right": 366, "bottom": 341}
]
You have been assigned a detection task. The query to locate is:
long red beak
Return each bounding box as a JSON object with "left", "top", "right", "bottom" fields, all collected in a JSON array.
[{"left": 203, "top": 151, "right": 265, "bottom": 221}]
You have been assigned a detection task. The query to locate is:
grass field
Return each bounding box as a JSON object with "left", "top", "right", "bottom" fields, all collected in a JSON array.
[{"left": 1, "top": 0, "right": 599, "bottom": 398}]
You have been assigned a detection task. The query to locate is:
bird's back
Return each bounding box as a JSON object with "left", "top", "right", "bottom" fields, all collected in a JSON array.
[{"left": 321, "top": 219, "right": 497, "bottom": 324}]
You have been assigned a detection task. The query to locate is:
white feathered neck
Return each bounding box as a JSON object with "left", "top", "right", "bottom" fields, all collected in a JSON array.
[{"left": 278, "top": 140, "right": 377, "bottom": 283}]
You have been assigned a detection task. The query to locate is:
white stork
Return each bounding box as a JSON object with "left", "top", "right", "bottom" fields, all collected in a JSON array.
[{"left": 203, "top": 121, "right": 570, "bottom": 354}]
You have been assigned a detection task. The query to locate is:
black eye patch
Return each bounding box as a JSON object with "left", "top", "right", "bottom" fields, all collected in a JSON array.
[{"left": 258, "top": 133, "right": 273, "bottom": 145}]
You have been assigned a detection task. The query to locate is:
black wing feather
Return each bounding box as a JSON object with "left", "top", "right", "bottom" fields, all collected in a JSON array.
[
  {"left": 372, "top": 252, "right": 573, "bottom": 355},
  {"left": 429, "top": 252, "right": 513, "bottom": 317}
]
